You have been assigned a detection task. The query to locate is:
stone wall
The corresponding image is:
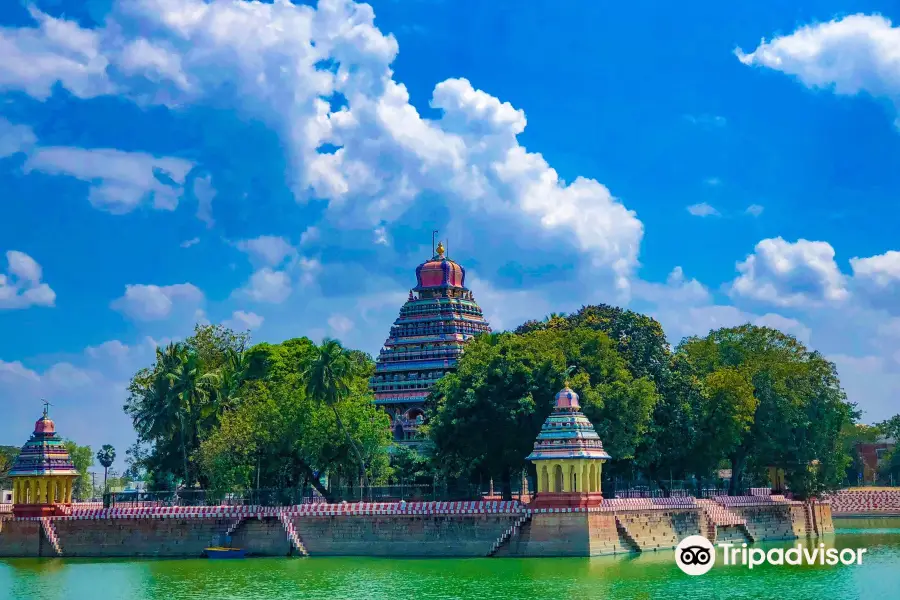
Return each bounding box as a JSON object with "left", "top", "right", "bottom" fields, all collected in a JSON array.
[
  {"left": 0, "top": 518, "right": 42, "bottom": 557},
  {"left": 290, "top": 514, "right": 518, "bottom": 557},
  {"left": 615, "top": 509, "right": 703, "bottom": 551},
  {"left": 51, "top": 517, "right": 232, "bottom": 557},
  {"left": 230, "top": 517, "right": 292, "bottom": 556},
  {"left": 731, "top": 505, "right": 800, "bottom": 541},
  {"left": 497, "top": 512, "right": 592, "bottom": 557}
]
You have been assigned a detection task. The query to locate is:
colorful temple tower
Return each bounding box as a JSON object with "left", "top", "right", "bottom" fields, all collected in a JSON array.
[
  {"left": 527, "top": 385, "right": 611, "bottom": 508},
  {"left": 370, "top": 242, "right": 492, "bottom": 443},
  {"left": 10, "top": 405, "right": 79, "bottom": 517}
]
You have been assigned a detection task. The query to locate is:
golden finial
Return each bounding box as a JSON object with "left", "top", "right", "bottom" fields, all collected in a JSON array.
[{"left": 436, "top": 241, "right": 445, "bottom": 258}]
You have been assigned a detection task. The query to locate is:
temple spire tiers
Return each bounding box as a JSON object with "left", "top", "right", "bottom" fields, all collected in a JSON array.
[
  {"left": 9, "top": 404, "right": 79, "bottom": 518},
  {"left": 527, "top": 383, "right": 611, "bottom": 509},
  {"left": 370, "top": 242, "right": 492, "bottom": 444}
]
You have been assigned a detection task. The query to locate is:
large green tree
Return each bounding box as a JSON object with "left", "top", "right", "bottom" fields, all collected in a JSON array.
[
  {"left": 674, "top": 325, "right": 853, "bottom": 497},
  {"left": 125, "top": 324, "right": 247, "bottom": 488},
  {"left": 429, "top": 326, "right": 658, "bottom": 497}
]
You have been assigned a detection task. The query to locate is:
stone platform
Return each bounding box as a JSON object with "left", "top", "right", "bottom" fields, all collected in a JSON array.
[{"left": 0, "top": 496, "right": 832, "bottom": 559}]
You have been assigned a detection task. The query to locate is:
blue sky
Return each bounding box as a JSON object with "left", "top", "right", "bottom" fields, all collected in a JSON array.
[{"left": 2, "top": 0, "right": 900, "bottom": 471}]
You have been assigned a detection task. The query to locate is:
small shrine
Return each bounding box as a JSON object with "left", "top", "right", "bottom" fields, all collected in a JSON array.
[
  {"left": 527, "top": 384, "right": 611, "bottom": 508},
  {"left": 9, "top": 404, "right": 79, "bottom": 517}
]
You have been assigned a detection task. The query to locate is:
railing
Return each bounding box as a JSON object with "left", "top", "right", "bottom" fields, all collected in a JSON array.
[{"left": 602, "top": 478, "right": 753, "bottom": 499}]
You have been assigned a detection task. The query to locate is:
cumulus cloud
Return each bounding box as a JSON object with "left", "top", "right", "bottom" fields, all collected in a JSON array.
[
  {"left": 0, "top": 250, "right": 56, "bottom": 309},
  {"left": 236, "top": 235, "right": 297, "bottom": 268},
  {"left": 737, "top": 14, "right": 900, "bottom": 122},
  {"left": 0, "top": 0, "right": 643, "bottom": 292},
  {"left": 687, "top": 202, "right": 720, "bottom": 217},
  {"left": 633, "top": 266, "right": 711, "bottom": 305},
  {"left": 241, "top": 268, "right": 292, "bottom": 304},
  {"left": 850, "top": 250, "right": 900, "bottom": 312},
  {"left": 730, "top": 237, "right": 849, "bottom": 307},
  {"left": 24, "top": 146, "right": 194, "bottom": 214},
  {"left": 223, "top": 310, "right": 264, "bottom": 331},
  {"left": 111, "top": 283, "right": 204, "bottom": 320}
]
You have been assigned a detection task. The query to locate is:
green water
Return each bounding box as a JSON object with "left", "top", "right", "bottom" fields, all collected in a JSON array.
[{"left": 2, "top": 524, "right": 899, "bottom": 600}]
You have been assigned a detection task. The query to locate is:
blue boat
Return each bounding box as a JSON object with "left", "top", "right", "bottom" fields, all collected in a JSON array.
[{"left": 204, "top": 547, "right": 246, "bottom": 559}]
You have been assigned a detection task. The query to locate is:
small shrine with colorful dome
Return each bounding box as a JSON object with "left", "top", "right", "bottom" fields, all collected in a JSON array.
[
  {"left": 9, "top": 404, "right": 79, "bottom": 517},
  {"left": 370, "top": 241, "right": 492, "bottom": 443},
  {"left": 527, "top": 383, "right": 611, "bottom": 508}
]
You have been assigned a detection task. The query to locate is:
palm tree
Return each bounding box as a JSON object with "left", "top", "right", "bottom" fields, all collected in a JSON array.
[
  {"left": 165, "top": 346, "right": 219, "bottom": 487},
  {"left": 304, "top": 339, "right": 370, "bottom": 494},
  {"left": 96, "top": 445, "right": 116, "bottom": 493}
]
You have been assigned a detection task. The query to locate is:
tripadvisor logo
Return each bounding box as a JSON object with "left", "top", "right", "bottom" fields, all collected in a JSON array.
[{"left": 675, "top": 536, "right": 867, "bottom": 576}]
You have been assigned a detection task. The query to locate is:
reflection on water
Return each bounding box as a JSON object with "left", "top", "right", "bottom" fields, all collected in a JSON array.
[{"left": 1, "top": 525, "right": 899, "bottom": 600}]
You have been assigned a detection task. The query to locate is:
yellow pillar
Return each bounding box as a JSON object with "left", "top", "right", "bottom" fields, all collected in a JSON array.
[
  {"left": 31, "top": 479, "right": 39, "bottom": 504},
  {"left": 12, "top": 479, "right": 18, "bottom": 503},
  {"left": 65, "top": 478, "right": 72, "bottom": 503}
]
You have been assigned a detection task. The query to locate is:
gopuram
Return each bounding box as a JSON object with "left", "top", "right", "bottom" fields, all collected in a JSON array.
[
  {"left": 8, "top": 405, "right": 79, "bottom": 517},
  {"left": 369, "top": 242, "right": 491, "bottom": 444}
]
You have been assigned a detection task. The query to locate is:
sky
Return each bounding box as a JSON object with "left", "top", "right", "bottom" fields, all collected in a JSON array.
[{"left": 1, "top": 0, "right": 900, "bottom": 472}]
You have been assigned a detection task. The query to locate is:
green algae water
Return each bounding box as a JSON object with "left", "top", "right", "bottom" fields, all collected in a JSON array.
[{"left": 3, "top": 525, "right": 899, "bottom": 600}]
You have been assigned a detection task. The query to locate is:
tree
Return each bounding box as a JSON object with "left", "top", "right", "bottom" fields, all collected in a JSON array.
[
  {"left": 674, "top": 325, "right": 853, "bottom": 497},
  {"left": 515, "top": 304, "right": 672, "bottom": 383},
  {"left": 63, "top": 441, "right": 94, "bottom": 501},
  {"left": 0, "top": 446, "right": 19, "bottom": 490},
  {"left": 429, "top": 332, "right": 563, "bottom": 499},
  {"left": 304, "top": 339, "right": 372, "bottom": 492},
  {"left": 96, "top": 445, "right": 116, "bottom": 493}
]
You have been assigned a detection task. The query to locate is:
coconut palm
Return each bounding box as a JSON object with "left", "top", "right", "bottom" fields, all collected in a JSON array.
[
  {"left": 96, "top": 445, "right": 116, "bottom": 493},
  {"left": 304, "top": 338, "right": 370, "bottom": 493}
]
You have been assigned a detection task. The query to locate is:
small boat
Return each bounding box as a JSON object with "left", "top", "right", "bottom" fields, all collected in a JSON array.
[{"left": 204, "top": 547, "right": 246, "bottom": 559}]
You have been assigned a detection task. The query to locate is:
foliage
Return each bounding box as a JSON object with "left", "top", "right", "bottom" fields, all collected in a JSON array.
[
  {"left": 63, "top": 440, "right": 94, "bottom": 500},
  {"left": 515, "top": 304, "right": 671, "bottom": 383},
  {"left": 429, "top": 326, "right": 658, "bottom": 497},
  {"left": 389, "top": 445, "right": 436, "bottom": 483},
  {"left": 0, "top": 446, "right": 19, "bottom": 490},
  {"left": 671, "top": 325, "right": 853, "bottom": 498},
  {"left": 97, "top": 444, "right": 116, "bottom": 491}
]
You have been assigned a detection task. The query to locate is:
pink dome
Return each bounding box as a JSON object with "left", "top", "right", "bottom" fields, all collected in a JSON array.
[{"left": 34, "top": 416, "right": 56, "bottom": 434}]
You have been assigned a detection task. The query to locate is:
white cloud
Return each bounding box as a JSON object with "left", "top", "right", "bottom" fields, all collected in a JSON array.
[
  {"left": 111, "top": 283, "right": 203, "bottom": 320},
  {"left": 730, "top": 237, "right": 849, "bottom": 307},
  {"left": 0, "top": 118, "right": 37, "bottom": 158},
  {"left": 374, "top": 225, "right": 389, "bottom": 245},
  {"left": 24, "top": 146, "right": 195, "bottom": 214},
  {"left": 745, "top": 204, "right": 764, "bottom": 217},
  {"left": 223, "top": 310, "right": 264, "bottom": 331},
  {"left": 633, "top": 266, "right": 711, "bottom": 305},
  {"left": 0, "top": 6, "right": 113, "bottom": 100},
  {"left": 299, "top": 226, "right": 320, "bottom": 246},
  {"left": 237, "top": 235, "right": 296, "bottom": 268},
  {"left": 704, "top": 177, "right": 721, "bottom": 187},
  {"left": 850, "top": 250, "right": 900, "bottom": 312},
  {"left": 193, "top": 174, "right": 215, "bottom": 226},
  {"left": 180, "top": 237, "right": 200, "bottom": 248},
  {"left": 737, "top": 15, "right": 900, "bottom": 121},
  {"left": 0, "top": 1, "right": 643, "bottom": 292},
  {"left": 0, "top": 250, "right": 56, "bottom": 309},
  {"left": 687, "top": 202, "right": 720, "bottom": 217},
  {"left": 327, "top": 314, "right": 354, "bottom": 335},
  {"left": 242, "top": 268, "right": 292, "bottom": 304}
]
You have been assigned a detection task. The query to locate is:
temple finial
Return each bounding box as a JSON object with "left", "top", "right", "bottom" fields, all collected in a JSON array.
[
  {"left": 42, "top": 399, "right": 50, "bottom": 417},
  {"left": 436, "top": 241, "right": 445, "bottom": 258}
]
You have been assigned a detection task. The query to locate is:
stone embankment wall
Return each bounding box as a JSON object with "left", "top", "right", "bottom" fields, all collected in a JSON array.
[{"left": 0, "top": 497, "right": 833, "bottom": 558}]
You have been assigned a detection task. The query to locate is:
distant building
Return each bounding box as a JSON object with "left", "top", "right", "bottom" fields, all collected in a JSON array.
[
  {"left": 369, "top": 242, "right": 492, "bottom": 444},
  {"left": 856, "top": 437, "right": 896, "bottom": 482},
  {"left": 1, "top": 490, "right": 11, "bottom": 504}
]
